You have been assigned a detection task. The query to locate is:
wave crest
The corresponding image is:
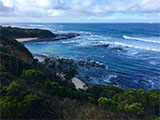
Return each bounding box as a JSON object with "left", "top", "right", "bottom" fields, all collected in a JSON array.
[
  {"left": 123, "top": 35, "right": 160, "bottom": 44},
  {"left": 97, "top": 41, "right": 160, "bottom": 52}
]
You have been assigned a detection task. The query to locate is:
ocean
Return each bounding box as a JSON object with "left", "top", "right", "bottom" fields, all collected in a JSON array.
[{"left": 2, "top": 23, "right": 160, "bottom": 90}]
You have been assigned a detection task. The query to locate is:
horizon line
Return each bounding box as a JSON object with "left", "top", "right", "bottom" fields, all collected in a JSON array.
[{"left": 0, "top": 22, "right": 160, "bottom": 24}]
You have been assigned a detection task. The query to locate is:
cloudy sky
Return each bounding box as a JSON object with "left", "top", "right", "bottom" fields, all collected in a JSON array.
[{"left": 0, "top": 0, "right": 160, "bottom": 23}]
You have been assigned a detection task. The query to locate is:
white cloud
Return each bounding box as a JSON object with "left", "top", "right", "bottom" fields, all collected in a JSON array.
[
  {"left": 48, "top": 9, "right": 64, "bottom": 16},
  {"left": 1, "top": 0, "right": 14, "bottom": 7},
  {"left": 93, "top": 5, "right": 103, "bottom": 13},
  {"left": 0, "top": 0, "right": 160, "bottom": 22}
]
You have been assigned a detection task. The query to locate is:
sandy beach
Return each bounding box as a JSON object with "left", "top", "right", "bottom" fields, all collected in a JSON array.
[
  {"left": 16, "top": 38, "right": 38, "bottom": 43},
  {"left": 16, "top": 33, "right": 80, "bottom": 43}
]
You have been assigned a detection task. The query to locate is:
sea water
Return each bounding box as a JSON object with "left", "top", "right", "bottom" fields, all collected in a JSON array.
[{"left": 3, "top": 23, "right": 160, "bottom": 90}]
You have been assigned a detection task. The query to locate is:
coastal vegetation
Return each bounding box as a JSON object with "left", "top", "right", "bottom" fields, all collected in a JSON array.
[
  {"left": 0, "top": 26, "right": 56, "bottom": 38},
  {"left": 0, "top": 26, "right": 160, "bottom": 119}
]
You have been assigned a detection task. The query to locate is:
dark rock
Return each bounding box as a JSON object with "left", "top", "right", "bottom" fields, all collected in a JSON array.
[
  {"left": 78, "top": 59, "right": 106, "bottom": 69},
  {"left": 78, "top": 61, "right": 85, "bottom": 67},
  {"left": 109, "top": 47, "right": 123, "bottom": 51},
  {"left": 138, "top": 79, "right": 149, "bottom": 84},
  {"left": 54, "top": 33, "right": 80, "bottom": 40},
  {"left": 94, "top": 44, "right": 109, "bottom": 48}
]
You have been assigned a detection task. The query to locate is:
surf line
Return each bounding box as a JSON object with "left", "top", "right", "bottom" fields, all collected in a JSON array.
[{"left": 123, "top": 35, "right": 160, "bottom": 44}]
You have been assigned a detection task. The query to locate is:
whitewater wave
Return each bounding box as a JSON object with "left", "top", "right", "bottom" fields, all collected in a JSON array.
[
  {"left": 61, "top": 36, "right": 160, "bottom": 52},
  {"left": 98, "top": 41, "right": 160, "bottom": 52},
  {"left": 55, "top": 30, "right": 91, "bottom": 35},
  {"left": 62, "top": 40, "right": 80, "bottom": 44},
  {"left": 29, "top": 24, "right": 45, "bottom": 27},
  {"left": 123, "top": 35, "right": 160, "bottom": 44}
]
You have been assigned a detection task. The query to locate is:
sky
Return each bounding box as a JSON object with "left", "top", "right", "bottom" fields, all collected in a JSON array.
[{"left": 0, "top": 0, "right": 160, "bottom": 23}]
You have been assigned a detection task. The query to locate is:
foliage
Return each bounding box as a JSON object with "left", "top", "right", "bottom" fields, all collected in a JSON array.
[
  {"left": 86, "top": 85, "right": 123, "bottom": 101},
  {"left": 44, "top": 58, "right": 78, "bottom": 80},
  {"left": 0, "top": 26, "right": 56, "bottom": 38},
  {"left": 21, "top": 69, "right": 48, "bottom": 88},
  {"left": 124, "top": 103, "right": 144, "bottom": 116},
  {"left": 0, "top": 72, "right": 16, "bottom": 87},
  {"left": 98, "top": 97, "right": 122, "bottom": 114},
  {"left": 0, "top": 82, "right": 63, "bottom": 119},
  {"left": 0, "top": 52, "right": 31, "bottom": 76},
  {"left": 1, "top": 68, "right": 160, "bottom": 119},
  {"left": 0, "top": 35, "right": 33, "bottom": 64}
]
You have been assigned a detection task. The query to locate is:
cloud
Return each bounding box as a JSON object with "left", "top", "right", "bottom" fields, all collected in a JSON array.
[
  {"left": 0, "top": 0, "right": 160, "bottom": 22},
  {"left": 0, "top": 1, "right": 16, "bottom": 16},
  {"left": 48, "top": 9, "right": 64, "bottom": 16}
]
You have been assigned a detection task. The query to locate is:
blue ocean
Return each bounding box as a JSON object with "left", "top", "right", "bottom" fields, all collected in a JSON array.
[{"left": 3, "top": 23, "right": 160, "bottom": 90}]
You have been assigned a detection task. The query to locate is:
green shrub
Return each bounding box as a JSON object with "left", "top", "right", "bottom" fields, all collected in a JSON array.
[
  {"left": 21, "top": 69, "right": 48, "bottom": 88},
  {"left": 0, "top": 72, "right": 16, "bottom": 87},
  {"left": 124, "top": 103, "right": 144, "bottom": 116},
  {"left": 0, "top": 52, "right": 30, "bottom": 76},
  {"left": 98, "top": 97, "right": 121, "bottom": 114}
]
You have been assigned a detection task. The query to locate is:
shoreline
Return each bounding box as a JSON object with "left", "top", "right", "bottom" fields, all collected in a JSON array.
[
  {"left": 16, "top": 37, "right": 39, "bottom": 43},
  {"left": 33, "top": 53, "right": 88, "bottom": 90},
  {"left": 15, "top": 26, "right": 159, "bottom": 91},
  {"left": 16, "top": 33, "right": 80, "bottom": 43}
]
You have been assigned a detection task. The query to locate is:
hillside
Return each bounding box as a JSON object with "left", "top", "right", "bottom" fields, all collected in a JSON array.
[
  {"left": 0, "top": 26, "right": 80, "bottom": 43},
  {"left": 0, "top": 26, "right": 56, "bottom": 38},
  {"left": 0, "top": 35, "right": 33, "bottom": 64},
  {"left": 0, "top": 26, "right": 160, "bottom": 120}
]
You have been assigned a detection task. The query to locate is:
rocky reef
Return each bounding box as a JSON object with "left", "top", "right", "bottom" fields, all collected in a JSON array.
[
  {"left": 94, "top": 43, "right": 126, "bottom": 52},
  {"left": 78, "top": 59, "right": 106, "bottom": 69}
]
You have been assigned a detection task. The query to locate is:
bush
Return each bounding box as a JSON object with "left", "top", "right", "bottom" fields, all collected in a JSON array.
[
  {"left": 0, "top": 72, "right": 16, "bottom": 87},
  {"left": 98, "top": 97, "right": 122, "bottom": 114},
  {"left": 0, "top": 52, "right": 31, "bottom": 76},
  {"left": 0, "top": 82, "right": 27, "bottom": 118},
  {"left": 21, "top": 69, "right": 48, "bottom": 88},
  {"left": 124, "top": 103, "right": 144, "bottom": 116}
]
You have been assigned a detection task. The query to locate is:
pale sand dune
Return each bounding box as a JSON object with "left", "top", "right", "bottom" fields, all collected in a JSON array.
[
  {"left": 59, "top": 74, "right": 88, "bottom": 90},
  {"left": 72, "top": 77, "right": 88, "bottom": 90},
  {"left": 16, "top": 38, "right": 38, "bottom": 42}
]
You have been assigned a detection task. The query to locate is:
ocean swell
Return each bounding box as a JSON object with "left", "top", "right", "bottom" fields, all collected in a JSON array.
[
  {"left": 123, "top": 35, "right": 160, "bottom": 44},
  {"left": 99, "top": 41, "right": 160, "bottom": 52}
]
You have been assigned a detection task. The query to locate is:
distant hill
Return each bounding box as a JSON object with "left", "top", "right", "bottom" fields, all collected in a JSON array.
[{"left": 0, "top": 26, "right": 56, "bottom": 38}]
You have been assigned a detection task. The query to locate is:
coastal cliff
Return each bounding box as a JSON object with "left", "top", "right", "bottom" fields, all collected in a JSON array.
[
  {"left": 0, "top": 26, "right": 159, "bottom": 120},
  {"left": 0, "top": 26, "right": 80, "bottom": 43},
  {"left": 0, "top": 35, "right": 34, "bottom": 64},
  {"left": 0, "top": 26, "right": 56, "bottom": 38}
]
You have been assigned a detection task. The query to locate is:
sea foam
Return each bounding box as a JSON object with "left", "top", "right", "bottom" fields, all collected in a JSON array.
[
  {"left": 123, "top": 35, "right": 160, "bottom": 44},
  {"left": 98, "top": 41, "right": 160, "bottom": 52}
]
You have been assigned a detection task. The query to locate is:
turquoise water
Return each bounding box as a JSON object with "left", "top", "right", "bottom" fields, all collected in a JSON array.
[{"left": 4, "top": 23, "right": 160, "bottom": 90}]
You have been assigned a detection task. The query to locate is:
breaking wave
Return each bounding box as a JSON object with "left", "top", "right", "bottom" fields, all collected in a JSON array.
[
  {"left": 98, "top": 41, "right": 160, "bottom": 52},
  {"left": 123, "top": 35, "right": 160, "bottom": 44}
]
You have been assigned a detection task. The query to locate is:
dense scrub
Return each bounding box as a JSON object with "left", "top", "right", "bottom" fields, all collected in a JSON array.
[
  {"left": 0, "top": 35, "right": 33, "bottom": 64},
  {"left": 1, "top": 57, "right": 159, "bottom": 119},
  {"left": 0, "top": 26, "right": 160, "bottom": 119}
]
